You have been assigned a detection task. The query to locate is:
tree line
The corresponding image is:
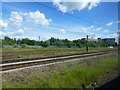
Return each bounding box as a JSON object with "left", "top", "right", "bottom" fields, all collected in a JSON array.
[{"left": 1, "top": 36, "right": 117, "bottom": 48}]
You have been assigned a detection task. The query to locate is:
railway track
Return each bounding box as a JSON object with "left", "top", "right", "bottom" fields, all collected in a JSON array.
[
  {"left": 1, "top": 50, "right": 116, "bottom": 64},
  {"left": 0, "top": 50, "right": 117, "bottom": 73},
  {"left": 2, "top": 49, "right": 112, "bottom": 60}
]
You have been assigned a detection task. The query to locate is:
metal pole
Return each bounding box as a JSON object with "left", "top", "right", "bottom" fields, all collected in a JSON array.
[
  {"left": 86, "top": 35, "right": 88, "bottom": 52},
  {"left": 39, "top": 36, "right": 40, "bottom": 46}
]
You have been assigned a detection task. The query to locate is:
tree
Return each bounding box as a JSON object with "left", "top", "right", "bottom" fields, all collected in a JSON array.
[
  {"left": 66, "top": 43, "right": 71, "bottom": 48},
  {"left": 4, "top": 36, "right": 16, "bottom": 45},
  {"left": 102, "top": 41, "right": 109, "bottom": 47},
  {"left": 21, "top": 44, "right": 27, "bottom": 48},
  {"left": 17, "top": 39, "right": 21, "bottom": 45},
  {"left": 1, "top": 36, "right": 112, "bottom": 48},
  {"left": 21, "top": 38, "right": 30, "bottom": 45},
  {"left": 89, "top": 41, "right": 96, "bottom": 47},
  {"left": 76, "top": 43, "right": 82, "bottom": 48},
  {"left": 41, "top": 41, "right": 50, "bottom": 47},
  {"left": 49, "top": 37, "right": 56, "bottom": 45}
]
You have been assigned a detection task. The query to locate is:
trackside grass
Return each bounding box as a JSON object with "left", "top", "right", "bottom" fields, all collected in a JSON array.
[
  {"left": 2, "top": 47, "right": 118, "bottom": 60},
  {"left": 2, "top": 47, "right": 118, "bottom": 52},
  {"left": 2, "top": 55, "right": 118, "bottom": 88}
]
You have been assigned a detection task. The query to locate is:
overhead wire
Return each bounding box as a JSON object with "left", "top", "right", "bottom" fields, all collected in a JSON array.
[{"left": 34, "top": 2, "right": 107, "bottom": 30}]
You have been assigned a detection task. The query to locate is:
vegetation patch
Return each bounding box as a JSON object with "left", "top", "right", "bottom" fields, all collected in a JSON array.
[
  {"left": 2, "top": 55, "right": 118, "bottom": 88},
  {"left": 2, "top": 37, "right": 118, "bottom": 48}
]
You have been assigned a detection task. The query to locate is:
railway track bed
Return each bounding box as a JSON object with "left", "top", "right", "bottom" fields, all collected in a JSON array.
[{"left": 0, "top": 50, "right": 117, "bottom": 73}]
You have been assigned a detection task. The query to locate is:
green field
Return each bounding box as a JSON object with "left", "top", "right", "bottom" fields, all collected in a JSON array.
[
  {"left": 2, "top": 47, "right": 118, "bottom": 60},
  {"left": 2, "top": 55, "right": 118, "bottom": 88},
  {"left": 2, "top": 47, "right": 118, "bottom": 52}
]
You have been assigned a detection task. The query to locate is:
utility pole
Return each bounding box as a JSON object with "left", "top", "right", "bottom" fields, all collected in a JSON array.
[
  {"left": 39, "top": 36, "right": 40, "bottom": 46},
  {"left": 86, "top": 35, "right": 88, "bottom": 52}
]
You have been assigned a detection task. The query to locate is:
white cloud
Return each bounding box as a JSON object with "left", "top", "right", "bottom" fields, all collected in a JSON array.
[
  {"left": 103, "top": 29, "right": 109, "bottom": 33},
  {"left": 90, "top": 33, "right": 95, "bottom": 37},
  {"left": 96, "top": 27, "right": 102, "bottom": 31},
  {"left": 9, "top": 11, "right": 23, "bottom": 27},
  {"left": 14, "top": 36, "right": 38, "bottom": 40},
  {"left": 0, "top": 19, "right": 8, "bottom": 30},
  {"left": 1, "top": 32, "right": 14, "bottom": 38},
  {"left": 15, "top": 36, "right": 20, "bottom": 39},
  {"left": 69, "top": 25, "right": 94, "bottom": 34},
  {"left": 13, "top": 27, "right": 30, "bottom": 36},
  {"left": 106, "top": 22, "right": 113, "bottom": 26},
  {"left": 24, "top": 27, "right": 31, "bottom": 31},
  {"left": 26, "top": 10, "right": 51, "bottom": 26},
  {"left": 58, "top": 29, "right": 66, "bottom": 33},
  {"left": 81, "top": 27, "right": 89, "bottom": 32},
  {"left": 14, "top": 29, "right": 24, "bottom": 36},
  {"left": 0, "top": 31, "right": 3, "bottom": 35},
  {"left": 20, "top": 12, "right": 28, "bottom": 16},
  {"left": 2, "top": 34, "right": 37, "bottom": 40},
  {"left": 81, "top": 25, "right": 94, "bottom": 32},
  {"left": 53, "top": 0, "right": 100, "bottom": 13},
  {"left": 88, "top": 25, "right": 94, "bottom": 29},
  {"left": 1, "top": 27, "right": 32, "bottom": 39},
  {"left": 107, "top": 33, "right": 118, "bottom": 38},
  {"left": 18, "top": 29, "right": 24, "bottom": 34},
  {"left": 0, "top": 31, "right": 6, "bottom": 36},
  {"left": 53, "top": 0, "right": 68, "bottom": 13},
  {"left": 88, "top": 1, "right": 100, "bottom": 10}
]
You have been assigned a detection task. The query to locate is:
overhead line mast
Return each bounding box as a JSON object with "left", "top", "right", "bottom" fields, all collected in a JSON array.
[{"left": 39, "top": 36, "right": 40, "bottom": 46}]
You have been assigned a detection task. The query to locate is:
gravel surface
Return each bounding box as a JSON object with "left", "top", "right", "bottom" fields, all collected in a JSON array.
[{"left": 2, "top": 53, "right": 118, "bottom": 88}]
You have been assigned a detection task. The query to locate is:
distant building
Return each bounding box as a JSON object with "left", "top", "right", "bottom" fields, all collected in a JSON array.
[
  {"left": 102, "top": 38, "right": 115, "bottom": 45},
  {"left": 98, "top": 38, "right": 115, "bottom": 45},
  {"left": 81, "top": 38, "right": 98, "bottom": 42},
  {"left": 81, "top": 37, "right": 115, "bottom": 45}
]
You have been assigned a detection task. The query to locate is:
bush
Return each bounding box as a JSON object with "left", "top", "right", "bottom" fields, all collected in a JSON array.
[
  {"left": 41, "top": 41, "right": 50, "bottom": 47},
  {"left": 13, "top": 44, "right": 19, "bottom": 48},
  {"left": 21, "top": 44, "right": 27, "bottom": 48},
  {"left": 66, "top": 43, "right": 72, "bottom": 48},
  {"left": 77, "top": 43, "right": 81, "bottom": 48}
]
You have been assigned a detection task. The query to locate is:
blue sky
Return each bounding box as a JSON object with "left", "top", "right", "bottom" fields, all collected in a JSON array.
[{"left": 0, "top": 1, "right": 119, "bottom": 42}]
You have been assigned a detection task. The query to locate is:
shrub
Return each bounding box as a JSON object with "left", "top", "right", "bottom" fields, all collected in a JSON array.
[
  {"left": 21, "top": 44, "right": 27, "bottom": 48},
  {"left": 13, "top": 44, "right": 19, "bottom": 48},
  {"left": 41, "top": 41, "right": 50, "bottom": 47}
]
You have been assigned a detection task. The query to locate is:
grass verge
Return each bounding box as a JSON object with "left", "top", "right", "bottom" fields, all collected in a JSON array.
[
  {"left": 2, "top": 47, "right": 117, "bottom": 60},
  {"left": 2, "top": 55, "right": 118, "bottom": 88},
  {"left": 2, "top": 47, "right": 117, "bottom": 52}
]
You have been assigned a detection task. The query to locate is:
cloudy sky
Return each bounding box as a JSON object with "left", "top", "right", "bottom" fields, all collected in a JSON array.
[{"left": 0, "top": 0, "right": 119, "bottom": 42}]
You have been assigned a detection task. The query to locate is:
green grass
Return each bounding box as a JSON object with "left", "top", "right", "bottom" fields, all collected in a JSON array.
[
  {"left": 2, "top": 47, "right": 82, "bottom": 52},
  {"left": 3, "top": 50, "right": 86, "bottom": 60},
  {"left": 2, "top": 47, "right": 118, "bottom": 60},
  {"left": 2, "top": 47, "right": 118, "bottom": 52},
  {"left": 2, "top": 55, "right": 118, "bottom": 88}
]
